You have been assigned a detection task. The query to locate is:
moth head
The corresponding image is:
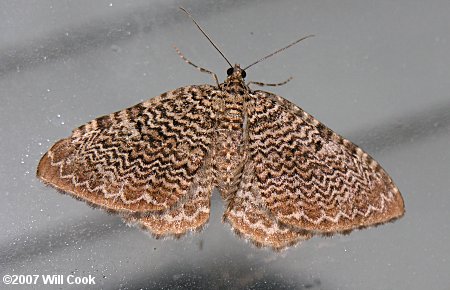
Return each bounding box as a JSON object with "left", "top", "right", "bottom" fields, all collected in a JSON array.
[{"left": 227, "top": 64, "right": 247, "bottom": 80}]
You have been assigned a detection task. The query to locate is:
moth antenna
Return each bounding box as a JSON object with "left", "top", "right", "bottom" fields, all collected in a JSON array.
[
  {"left": 243, "top": 35, "right": 315, "bottom": 70},
  {"left": 179, "top": 7, "right": 233, "bottom": 68}
]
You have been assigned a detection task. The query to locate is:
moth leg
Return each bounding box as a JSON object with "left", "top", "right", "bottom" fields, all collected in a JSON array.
[{"left": 173, "top": 45, "right": 220, "bottom": 86}]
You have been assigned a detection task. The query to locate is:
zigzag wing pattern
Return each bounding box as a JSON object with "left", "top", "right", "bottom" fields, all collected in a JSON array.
[
  {"left": 224, "top": 159, "right": 312, "bottom": 250},
  {"left": 37, "top": 85, "right": 216, "bottom": 220},
  {"left": 125, "top": 156, "right": 214, "bottom": 237},
  {"left": 247, "top": 91, "right": 404, "bottom": 234}
]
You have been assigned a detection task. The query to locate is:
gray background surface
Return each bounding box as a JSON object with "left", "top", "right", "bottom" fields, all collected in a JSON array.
[{"left": 1, "top": 0, "right": 449, "bottom": 289}]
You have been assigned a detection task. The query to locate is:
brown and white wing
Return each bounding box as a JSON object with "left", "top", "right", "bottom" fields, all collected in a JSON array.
[
  {"left": 223, "top": 160, "right": 312, "bottom": 250},
  {"left": 37, "top": 84, "right": 216, "bottom": 234},
  {"left": 125, "top": 157, "right": 213, "bottom": 237},
  {"left": 245, "top": 90, "right": 404, "bottom": 234}
]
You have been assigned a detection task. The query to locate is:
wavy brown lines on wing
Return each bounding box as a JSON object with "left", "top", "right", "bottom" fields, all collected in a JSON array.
[{"left": 37, "top": 8, "right": 404, "bottom": 250}]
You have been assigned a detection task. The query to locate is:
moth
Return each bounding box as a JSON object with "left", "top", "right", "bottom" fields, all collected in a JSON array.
[{"left": 37, "top": 8, "right": 404, "bottom": 250}]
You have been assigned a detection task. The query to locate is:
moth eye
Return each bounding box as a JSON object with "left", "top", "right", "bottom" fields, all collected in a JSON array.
[
  {"left": 241, "top": 70, "right": 247, "bottom": 78},
  {"left": 227, "top": 67, "right": 234, "bottom": 76}
]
